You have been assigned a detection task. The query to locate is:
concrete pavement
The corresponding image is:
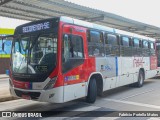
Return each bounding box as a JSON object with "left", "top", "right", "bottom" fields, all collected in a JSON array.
[
  {"left": 0, "top": 74, "right": 9, "bottom": 79},
  {"left": 0, "top": 79, "right": 160, "bottom": 119},
  {"left": 0, "top": 77, "right": 18, "bottom": 102}
]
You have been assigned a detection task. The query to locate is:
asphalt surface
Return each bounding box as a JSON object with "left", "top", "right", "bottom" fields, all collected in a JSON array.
[
  {"left": 1, "top": 79, "right": 160, "bottom": 120},
  {"left": 0, "top": 78, "right": 9, "bottom": 86}
]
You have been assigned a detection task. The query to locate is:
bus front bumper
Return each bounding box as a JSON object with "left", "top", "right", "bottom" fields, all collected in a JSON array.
[{"left": 9, "top": 86, "right": 64, "bottom": 103}]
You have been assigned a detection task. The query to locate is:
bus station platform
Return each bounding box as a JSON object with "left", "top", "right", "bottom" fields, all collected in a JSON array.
[{"left": 0, "top": 74, "right": 9, "bottom": 79}]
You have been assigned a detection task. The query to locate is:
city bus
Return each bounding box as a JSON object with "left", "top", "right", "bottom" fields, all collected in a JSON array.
[{"left": 3, "top": 16, "right": 159, "bottom": 103}]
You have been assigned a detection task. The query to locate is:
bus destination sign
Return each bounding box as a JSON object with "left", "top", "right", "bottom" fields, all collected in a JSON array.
[{"left": 22, "top": 22, "right": 50, "bottom": 33}]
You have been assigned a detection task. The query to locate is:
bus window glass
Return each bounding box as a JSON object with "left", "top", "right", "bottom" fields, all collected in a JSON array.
[
  {"left": 12, "top": 36, "right": 29, "bottom": 73},
  {"left": 12, "top": 34, "right": 57, "bottom": 74},
  {"left": 105, "top": 33, "right": 119, "bottom": 56},
  {"left": 30, "top": 34, "right": 57, "bottom": 73},
  {"left": 150, "top": 42, "right": 154, "bottom": 49},
  {"left": 71, "top": 36, "right": 84, "bottom": 58},
  {"left": 122, "top": 36, "right": 129, "bottom": 46},
  {"left": 106, "top": 34, "right": 117, "bottom": 45},
  {"left": 90, "top": 31, "right": 101, "bottom": 43},
  {"left": 88, "top": 30, "right": 104, "bottom": 57},
  {"left": 133, "top": 38, "right": 139, "bottom": 47},
  {"left": 62, "top": 34, "right": 84, "bottom": 73},
  {"left": 143, "top": 40, "right": 149, "bottom": 48},
  {"left": 63, "top": 34, "right": 70, "bottom": 62}
]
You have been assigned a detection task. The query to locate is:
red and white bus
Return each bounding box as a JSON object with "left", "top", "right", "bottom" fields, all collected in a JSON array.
[{"left": 5, "top": 16, "right": 159, "bottom": 103}]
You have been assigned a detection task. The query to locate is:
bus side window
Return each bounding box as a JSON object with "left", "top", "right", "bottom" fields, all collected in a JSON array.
[
  {"left": 105, "top": 33, "right": 119, "bottom": 56},
  {"left": 142, "top": 40, "right": 150, "bottom": 56},
  {"left": 133, "top": 38, "right": 140, "bottom": 48},
  {"left": 87, "top": 30, "right": 104, "bottom": 57},
  {"left": 120, "top": 36, "right": 132, "bottom": 56},
  {"left": 132, "top": 38, "right": 141, "bottom": 56},
  {"left": 62, "top": 34, "right": 84, "bottom": 73},
  {"left": 149, "top": 42, "right": 155, "bottom": 56},
  {"left": 150, "top": 42, "right": 155, "bottom": 49},
  {"left": 142, "top": 40, "right": 149, "bottom": 49},
  {"left": 121, "top": 36, "right": 129, "bottom": 46}
]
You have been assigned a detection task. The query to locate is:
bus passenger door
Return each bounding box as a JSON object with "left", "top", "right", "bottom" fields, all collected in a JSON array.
[{"left": 62, "top": 25, "right": 87, "bottom": 102}]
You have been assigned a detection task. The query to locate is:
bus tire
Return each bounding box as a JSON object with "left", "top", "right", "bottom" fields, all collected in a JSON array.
[
  {"left": 86, "top": 78, "right": 97, "bottom": 103},
  {"left": 134, "top": 70, "right": 144, "bottom": 87}
]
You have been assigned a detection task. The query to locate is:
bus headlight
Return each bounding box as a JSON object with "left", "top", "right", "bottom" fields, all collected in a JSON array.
[{"left": 44, "top": 77, "right": 57, "bottom": 90}]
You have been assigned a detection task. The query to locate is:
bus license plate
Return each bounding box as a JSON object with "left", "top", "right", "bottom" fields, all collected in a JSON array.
[{"left": 22, "top": 95, "right": 31, "bottom": 100}]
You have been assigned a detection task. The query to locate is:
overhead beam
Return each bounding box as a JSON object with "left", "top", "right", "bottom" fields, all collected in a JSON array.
[
  {"left": 12, "top": 1, "right": 85, "bottom": 19},
  {"left": 0, "top": 0, "right": 12, "bottom": 6},
  {"left": 0, "top": 11, "right": 39, "bottom": 21},
  {"left": 125, "top": 26, "right": 147, "bottom": 32},
  {"left": 0, "top": 9, "right": 44, "bottom": 20},
  {"left": 83, "top": 15, "right": 104, "bottom": 22},
  {"left": 142, "top": 33, "right": 158, "bottom": 38},
  {"left": 1, "top": 6, "right": 54, "bottom": 18}
]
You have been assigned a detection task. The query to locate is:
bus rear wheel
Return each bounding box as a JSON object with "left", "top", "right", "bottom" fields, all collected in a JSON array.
[
  {"left": 134, "top": 70, "right": 144, "bottom": 87},
  {"left": 86, "top": 78, "right": 97, "bottom": 103}
]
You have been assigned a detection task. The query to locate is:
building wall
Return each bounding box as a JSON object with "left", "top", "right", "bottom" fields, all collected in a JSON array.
[{"left": 0, "top": 58, "right": 10, "bottom": 74}]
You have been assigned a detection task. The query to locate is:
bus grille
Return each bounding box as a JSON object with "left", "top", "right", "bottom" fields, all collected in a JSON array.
[{"left": 14, "top": 89, "right": 41, "bottom": 100}]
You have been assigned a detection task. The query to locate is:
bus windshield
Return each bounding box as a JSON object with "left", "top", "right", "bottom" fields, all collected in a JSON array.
[{"left": 12, "top": 33, "right": 57, "bottom": 74}]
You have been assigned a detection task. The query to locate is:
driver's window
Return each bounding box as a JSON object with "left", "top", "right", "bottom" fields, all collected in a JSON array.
[
  {"left": 62, "top": 34, "right": 84, "bottom": 73},
  {"left": 63, "top": 34, "right": 70, "bottom": 62}
]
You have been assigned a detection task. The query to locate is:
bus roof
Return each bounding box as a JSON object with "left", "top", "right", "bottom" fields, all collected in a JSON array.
[
  {"left": 60, "top": 16, "right": 156, "bottom": 42},
  {"left": 115, "top": 29, "right": 155, "bottom": 41},
  {"left": 60, "top": 16, "right": 114, "bottom": 33},
  {"left": 14, "top": 16, "right": 156, "bottom": 42}
]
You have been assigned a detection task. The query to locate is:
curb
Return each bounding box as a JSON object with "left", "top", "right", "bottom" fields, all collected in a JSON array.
[
  {"left": 0, "top": 96, "right": 19, "bottom": 102},
  {"left": 0, "top": 77, "right": 9, "bottom": 79}
]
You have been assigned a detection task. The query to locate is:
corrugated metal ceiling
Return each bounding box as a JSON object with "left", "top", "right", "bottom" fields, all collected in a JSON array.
[{"left": 1, "top": 0, "right": 160, "bottom": 39}]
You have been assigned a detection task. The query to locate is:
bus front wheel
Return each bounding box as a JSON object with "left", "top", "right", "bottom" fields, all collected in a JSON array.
[{"left": 86, "top": 78, "right": 97, "bottom": 103}]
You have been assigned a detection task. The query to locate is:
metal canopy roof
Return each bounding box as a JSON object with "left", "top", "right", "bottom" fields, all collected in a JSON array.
[{"left": 1, "top": 0, "right": 160, "bottom": 39}]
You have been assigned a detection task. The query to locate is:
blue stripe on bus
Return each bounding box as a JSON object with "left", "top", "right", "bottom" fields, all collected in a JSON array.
[
  {"left": 29, "top": 82, "right": 32, "bottom": 90},
  {"left": 115, "top": 57, "right": 118, "bottom": 76}
]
